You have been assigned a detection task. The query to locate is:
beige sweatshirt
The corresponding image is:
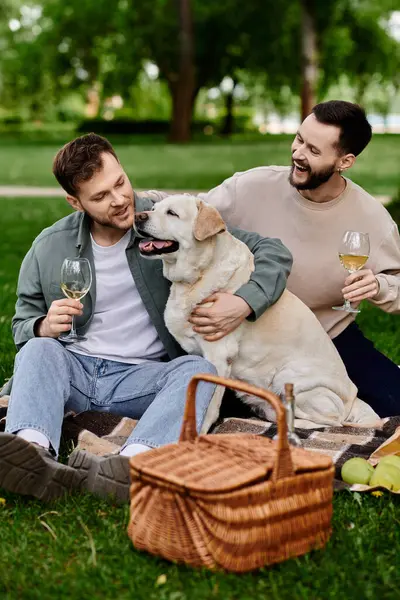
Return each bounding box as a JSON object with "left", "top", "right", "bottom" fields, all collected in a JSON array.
[{"left": 142, "top": 166, "right": 400, "bottom": 339}]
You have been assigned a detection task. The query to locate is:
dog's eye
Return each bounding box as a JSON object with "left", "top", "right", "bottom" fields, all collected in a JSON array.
[{"left": 167, "top": 209, "right": 179, "bottom": 218}]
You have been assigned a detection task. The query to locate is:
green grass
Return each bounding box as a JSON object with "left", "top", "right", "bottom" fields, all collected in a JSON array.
[
  {"left": 0, "top": 133, "right": 399, "bottom": 196},
  {"left": 1, "top": 195, "right": 400, "bottom": 599},
  {"left": 1, "top": 491, "right": 400, "bottom": 600}
]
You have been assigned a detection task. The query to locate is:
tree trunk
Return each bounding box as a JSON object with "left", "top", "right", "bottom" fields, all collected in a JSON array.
[
  {"left": 355, "top": 76, "right": 368, "bottom": 105},
  {"left": 221, "top": 80, "right": 237, "bottom": 136},
  {"left": 168, "top": 81, "right": 196, "bottom": 142},
  {"left": 168, "top": 0, "right": 196, "bottom": 143},
  {"left": 300, "top": 1, "right": 318, "bottom": 122}
]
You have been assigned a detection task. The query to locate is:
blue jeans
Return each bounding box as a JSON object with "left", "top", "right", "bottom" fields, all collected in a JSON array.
[
  {"left": 5, "top": 338, "right": 217, "bottom": 455},
  {"left": 333, "top": 322, "right": 400, "bottom": 417}
]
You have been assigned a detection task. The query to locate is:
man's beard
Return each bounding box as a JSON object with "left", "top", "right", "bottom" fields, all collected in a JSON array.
[
  {"left": 85, "top": 206, "right": 133, "bottom": 231},
  {"left": 289, "top": 161, "right": 336, "bottom": 190}
]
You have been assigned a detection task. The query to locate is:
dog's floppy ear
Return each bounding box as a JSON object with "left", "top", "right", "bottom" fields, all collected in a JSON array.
[{"left": 193, "top": 200, "right": 226, "bottom": 241}]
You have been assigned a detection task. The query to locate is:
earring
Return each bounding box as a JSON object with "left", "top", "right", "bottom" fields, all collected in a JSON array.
[{"left": 338, "top": 168, "right": 342, "bottom": 175}]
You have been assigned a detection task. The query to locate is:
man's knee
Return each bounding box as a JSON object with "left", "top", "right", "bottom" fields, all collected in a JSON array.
[
  {"left": 174, "top": 354, "right": 217, "bottom": 376},
  {"left": 16, "top": 337, "right": 66, "bottom": 364}
]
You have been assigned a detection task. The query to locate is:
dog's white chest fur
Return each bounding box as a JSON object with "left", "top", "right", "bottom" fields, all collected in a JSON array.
[
  {"left": 164, "top": 289, "right": 204, "bottom": 355},
  {"left": 164, "top": 235, "right": 253, "bottom": 357}
]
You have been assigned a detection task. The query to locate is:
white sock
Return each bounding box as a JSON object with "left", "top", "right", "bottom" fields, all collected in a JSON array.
[
  {"left": 120, "top": 443, "right": 151, "bottom": 457},
  {"left": 17, "top": 428, "right": 50, "bottom": 450}
]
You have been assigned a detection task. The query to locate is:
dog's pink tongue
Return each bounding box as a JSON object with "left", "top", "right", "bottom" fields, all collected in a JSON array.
[
  {"left": 138, "top": 240, "right": 154, "bottom": 252},
  {"left": 138, "top": 239, "right": 172, "bottom": 252},
  {"left": 153, "top": 240, "right": 169, "bottom": 249}
]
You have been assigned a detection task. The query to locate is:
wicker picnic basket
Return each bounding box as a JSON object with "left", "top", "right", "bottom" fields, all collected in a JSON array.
[{"left": 127, "top": 374, "right": 335, "bottom": 572}]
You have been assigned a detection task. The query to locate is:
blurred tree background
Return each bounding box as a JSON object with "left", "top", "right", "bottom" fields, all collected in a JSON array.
[{"left": 0, "top": 0, "right": 399, "bottom": 142}]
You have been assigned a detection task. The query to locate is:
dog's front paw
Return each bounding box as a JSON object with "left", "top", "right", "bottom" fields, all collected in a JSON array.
[{"left": 200, "top": 407, "right": 221, "bottom": 434}]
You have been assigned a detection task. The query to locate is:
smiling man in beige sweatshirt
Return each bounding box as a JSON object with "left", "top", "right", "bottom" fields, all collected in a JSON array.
[
  {"left": 149, "top": 100, "right": 400, "bottom": 417},
  {"left": 204, "top": 100, "right": 400, "bottom": 417}
]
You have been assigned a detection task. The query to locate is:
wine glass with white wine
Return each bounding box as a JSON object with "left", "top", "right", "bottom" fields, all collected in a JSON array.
[
  {"left": 59, "top": 257, "right": 92, "bottom": 343},
  {"left": 332, "top": 231, "right": 370, "bottom": 314}
]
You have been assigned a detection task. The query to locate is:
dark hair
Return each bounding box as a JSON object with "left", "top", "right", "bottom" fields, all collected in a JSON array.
[
  {"left": 52, "top": 133, "right": 119, "bottom": 196},
  {"left": 312, "top": 100, "right": 372, "bottom": 156}
]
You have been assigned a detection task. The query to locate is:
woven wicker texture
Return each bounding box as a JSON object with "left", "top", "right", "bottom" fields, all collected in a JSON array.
[{"left": 128, "top": 374, "right": 335, "bottom": 572}]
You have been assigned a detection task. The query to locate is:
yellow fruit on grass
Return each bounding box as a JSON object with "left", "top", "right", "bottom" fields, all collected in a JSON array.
[
  {"left": 341, "top": 458, "right": 374, "bottom": 485},
  {"left": 378, "top": 455, "right": 400, "bottom": 471},
  {"left": 369, "top": 463, "right": 400, "bottom": 491}
]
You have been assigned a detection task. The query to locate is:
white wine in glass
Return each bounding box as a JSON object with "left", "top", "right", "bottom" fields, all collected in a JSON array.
[
  {"left": 332, "top": 231, "right": 370, "bottom": 314},
  {"left": 59, "top": 257, "right": 92, "bottom": 343},
  {"left": 60, "top": 284, "right": 90, "bottom": 301}
]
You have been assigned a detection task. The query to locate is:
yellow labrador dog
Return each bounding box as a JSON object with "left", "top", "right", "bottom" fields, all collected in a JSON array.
[{"left": 136, "top": 195, "right": 381, "bottom": 432}]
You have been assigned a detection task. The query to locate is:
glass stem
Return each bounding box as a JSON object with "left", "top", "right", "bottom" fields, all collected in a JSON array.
[
  {"left": 343, "top": 298, "right": 352, "bottom": 310},
  {"left": 70, "top": 315, "right": 77, "bottom": 337},
  {"left": 284, "top": 383, "right": 302, "bottom": 447},
  {"left": 284, "top": 383, "right": 295, "bottom": 433},
  {"left": 286, "top": 399, "right": 295, "bottom": 434},
  {"left": 344, "top": 269, "right": 354, "bottom": 310}
]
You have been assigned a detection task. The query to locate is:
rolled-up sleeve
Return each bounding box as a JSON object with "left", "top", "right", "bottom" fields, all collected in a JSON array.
[{"left": 229, "top": 227, "right": 292, "bottom": 320}]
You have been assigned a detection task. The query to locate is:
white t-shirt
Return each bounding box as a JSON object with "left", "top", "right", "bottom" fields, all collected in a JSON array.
[{"left": 68, "top": 230, "right": 166, "bottom": 364}]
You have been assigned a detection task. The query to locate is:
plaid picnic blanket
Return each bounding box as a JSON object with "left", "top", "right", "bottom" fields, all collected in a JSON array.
[
  {"left": 1, "top": 395, "right": 399, "bottom": 488},
  {"left": 214, "top": 416, "right": 400, "bottom": 488}
]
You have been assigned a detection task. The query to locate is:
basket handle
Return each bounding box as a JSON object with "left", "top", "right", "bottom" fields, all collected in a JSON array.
[{"left": 179, "top": 373, "right": 295, "bottom": 481}]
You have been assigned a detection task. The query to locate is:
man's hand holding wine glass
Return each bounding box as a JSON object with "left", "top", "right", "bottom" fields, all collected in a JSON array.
[
  {"left": 35, "top": 257, "right": 91, "bottom": 340},
  {"left": 332, "top": 230, "right": 371, "bottom": 314},
  {"left": 36, "top": 299, "right": 83, "bottom": 338},
  {"left": 342, "top": 269, "right": 380, "bottom": 304},
  {"left": 58, "top": 257, "right": 92, "bottom": 342}
]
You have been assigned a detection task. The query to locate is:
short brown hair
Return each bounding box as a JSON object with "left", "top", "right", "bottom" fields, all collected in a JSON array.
[{"left": 52, "top": 133, "right": 119, "bottom": 196}]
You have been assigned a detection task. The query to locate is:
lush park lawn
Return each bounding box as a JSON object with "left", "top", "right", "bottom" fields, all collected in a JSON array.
[
  {"left": 1, "top": 491, "right": 399, "bottom": 600},
  {"left": 1, "top": 186, "right": 400, "bottom": 598},
  {"left": 0, "top": 133, "right": 399, "bottom": 196}
]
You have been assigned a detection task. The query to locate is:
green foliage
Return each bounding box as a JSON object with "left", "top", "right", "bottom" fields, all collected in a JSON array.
[
  {"left": 0, "top": 0, "right": 146, "bottom": 117},
  {"left": 128, "top": 72, "right": 172, "bottom": 121},
  {"left": 38, "top": 0, "right": 142, "bottom": 96},
  {"left": 318, "top": 0, "right": 400, "bottom": 99},
  {"left": 0, "top": 0, "right": 399, "bottom": 132}
]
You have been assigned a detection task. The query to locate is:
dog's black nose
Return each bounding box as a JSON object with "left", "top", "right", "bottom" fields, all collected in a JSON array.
[{"left": 135, "top": 212, "right": 149, "bottom": 223}]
